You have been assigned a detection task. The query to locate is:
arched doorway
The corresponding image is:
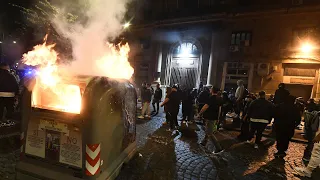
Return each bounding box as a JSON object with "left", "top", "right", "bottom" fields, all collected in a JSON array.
[{"left": 165, "top": 40, "right": 202, "bottom": 89}]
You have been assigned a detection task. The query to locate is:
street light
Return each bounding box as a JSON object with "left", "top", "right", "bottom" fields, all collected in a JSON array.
[
  {"left": 300, "top": 43, "right": 314, "bottom": 53},
  {"left": 123, "top": 22, "right": 130, "bottom": 29},
  {"left": 13, "top": 41, "right": 17, "bottom": 44},
  {"left": 0, "top": 41, "right": 2, "bottom": 44}
]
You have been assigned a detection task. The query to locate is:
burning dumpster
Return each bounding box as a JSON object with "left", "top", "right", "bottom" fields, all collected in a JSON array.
[{"left": 16, "top": 76, "right": 137, "bottom": 180}]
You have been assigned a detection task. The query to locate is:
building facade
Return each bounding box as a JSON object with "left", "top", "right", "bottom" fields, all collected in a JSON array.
[{"left": 128, "top": 0, "right": 320, "bottom": 100}]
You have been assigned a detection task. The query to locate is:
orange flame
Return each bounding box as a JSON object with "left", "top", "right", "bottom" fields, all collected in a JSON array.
[
  {"left": 97, "top": 43, "right": 134, "bottom": 79},
  {"left": 22, "top": 35, "right": 134, "bottom": 114}
]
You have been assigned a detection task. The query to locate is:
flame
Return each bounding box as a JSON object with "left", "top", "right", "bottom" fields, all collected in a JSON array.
[
  {"left": 97, "top": 43, "right": 134, "bottom": 79},
  {"left": 22, "top": 35, "right": 134, "bottom": 114}
]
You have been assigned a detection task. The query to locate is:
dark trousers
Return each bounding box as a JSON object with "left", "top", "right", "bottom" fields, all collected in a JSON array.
[
  {"left": 0, "top": 97, "right": 15, "bottom": 120},
  {"left": 250, "top": 122, "right": 268, "bottom": 144},
  {"left": 152, "top": 99, "right": 160, "bottom": 112},
  {"left": 167, "top": 111, "right": 178, "bottom": 129},
  {"left": 275, "top": 127, "right": 294, "bottom": 153},
  {"left": 238, "top": 120, "right": 251, "bottom": 141},
  {"left": 304, "top": 130, "right": 316, "bottom": 159}
]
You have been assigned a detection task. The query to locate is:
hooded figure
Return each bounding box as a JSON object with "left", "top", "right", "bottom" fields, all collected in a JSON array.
[{"left": 274, "top": 83, "right": 290, "bottom": 105}]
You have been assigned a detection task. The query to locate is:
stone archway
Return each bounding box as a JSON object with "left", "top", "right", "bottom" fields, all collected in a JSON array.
[{"left": 165, "top": 39, "right": 202, "bottom": 89}]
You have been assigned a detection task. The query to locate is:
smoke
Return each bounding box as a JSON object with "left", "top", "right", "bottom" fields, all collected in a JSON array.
[{"left": 51, "top": 0, "right": 132, "bottom": 77}]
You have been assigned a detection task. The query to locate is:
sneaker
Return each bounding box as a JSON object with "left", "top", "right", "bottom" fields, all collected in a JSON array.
[
  {"left": 294, "top": 167, "right": 312, "bottom": 178},
  {"left": 302, "top": 157, "right": 310, "bottom": 162},
  {"left": 254, "top": 144, "right": 259, "bottom": 149},
  {"left": 138, "top": 115, "right": 144, "bottom": 119},
  {"left": 246, "top": 140, "right": 251, "bottom": 144},
  {"left": 162, "top": 122, "right": 168, "bottom": 125}
]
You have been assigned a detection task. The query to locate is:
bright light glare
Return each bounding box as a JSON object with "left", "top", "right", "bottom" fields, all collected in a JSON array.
[
  {"left": 180, "top": 46, "right": 191, "bottom": 57},
  {"left": 13, "top": 41, "right": 17, "bottom": 44},
  {"left": 0, "top": 41, "right": 2, "bottom": 44},
  {"left": 123, "top": 22, "right": 130, "bottom": 29},
  {"left": 301, "top": 43, "right": 313, "bottom": 53}
]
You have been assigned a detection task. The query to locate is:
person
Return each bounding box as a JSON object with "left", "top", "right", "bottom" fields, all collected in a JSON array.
[
  {"left": 306, "top": 99, "right": 317, "bottom": 112},
  {"left": 198, "top": 81, "right": 204, "bottom": 95},
  {"left": 274, "top": 83, "right": 290, "bottom": 105},
  {"left": 152, "top": 83, "right": 162, "bottom": 114},
  {"left": 138, "top": 83, "right": 152, "bottom": 119},
  {"left": 198, "top": 87, "right": 223, "bottom": 152},
  {"left": 161, "top": 85, "right": 180, "bottom": 131},
  {"left": 0, "top": 62, "right": 19, "bottom": 121},
  {"left": 163, "top": 87, "right": 172, "bottom": 125},
  {"left": 238, "top": 94, "right": 255, "bottom": 141},
  {"left": 247, "top": 91, "right": 274, "bottom": 149},
  {"left": 197, "top": 87, "right": 210, "bottom": 121},
  {"left": 234, "top": 80, "right": 246, "bottom": 126},
  {"left": 268, "top": 94, "right": 274, "bottom": 103},
  {"left": 274, "top": 95, "right": 301, "bottom": 158},
  {"left": 219, "top": 91, "right": 233, "bottom": 129},
  {"left": 303, "top": 110, "right": 320, "bottom": 162},
  {"left": 294, "top": 120, "right": 320, "bottom": 178}
]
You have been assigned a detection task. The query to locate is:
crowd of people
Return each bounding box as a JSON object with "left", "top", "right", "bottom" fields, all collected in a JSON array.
[{"left": 138, "top": 80, "right": 320, "bottom": 178}]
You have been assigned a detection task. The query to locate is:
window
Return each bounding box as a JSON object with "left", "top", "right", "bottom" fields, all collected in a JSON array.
[
  {"left": 173, "top": 42, "right": 199, "bottom": 56},
  {"left": 231, "top": 31, "right": 252, "bottom": 46}
]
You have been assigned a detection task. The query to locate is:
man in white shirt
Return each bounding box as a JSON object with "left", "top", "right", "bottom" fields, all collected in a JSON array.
[
  {"left": 295, "top": 121, "right": 320, "bottom": 177},
  {"left": 234, "top": 80, "right": 245, "bottom": 120}
]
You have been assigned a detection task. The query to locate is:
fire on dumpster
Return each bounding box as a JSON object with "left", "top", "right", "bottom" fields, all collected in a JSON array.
[{"left": 16, "top": 34, "right": 137, "bottom": 180}]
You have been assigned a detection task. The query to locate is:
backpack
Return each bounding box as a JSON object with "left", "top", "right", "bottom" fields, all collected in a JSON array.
[{"left": 243, "top": 88, "right": 249, "bottom": 99}]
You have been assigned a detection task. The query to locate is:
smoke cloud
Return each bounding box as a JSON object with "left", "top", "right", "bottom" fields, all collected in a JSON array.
[{"left": 51, "top": 0, "right": 133, "bottom": 77}]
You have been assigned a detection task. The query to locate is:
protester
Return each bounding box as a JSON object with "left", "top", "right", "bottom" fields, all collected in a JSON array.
[
  {"left": 198, "top": 87, "right": 223, "bottom": 152},
  {"left": 161, "top": 85, "right": 180, "bottom": 132},
  {"left": 182, "top": 89, "right": 194, "bottom": 123},
  {"left": 197, "top": 87, "right": 210, "bottom": 121},
  {"left": 268, "top": 94, "right": 274, "bottom": 103},
  {"left": 235, "top": 80, "right": 245, "bottom": 115},
  {"left": 295, "top": 121, "right": 320, "bottom": 178},
  {"left": 247, "top": 91, "right": 274, "bottom": 149},
  {"left": 163, "top": 87, "right": 172, "bottom": 125},
  {"left": 303, "top": 110, "right": 320, "bottom": 162},
  {"left": 274, "top": 95, "right": 301, "bottom": 158},
  {"left": 274, "top": 83, "right": 290, "bottom": 105},
  {"left": 219, "top": 91, "right": 233, "bottom": 129},
  {"left": 306, "top": 99, "right": 317, "bottom": 112},
  {"left": 138, "top": 83, "right": 152, "bottom": 119},
  {"left": 238, "top": 94, "right": 255, "bottom": 141},
  {"left": 152, "top": 83, "right": 162, "bottom": 114},
  {"left": 0, "top": 63, "right": 19, "bottom": 121},
  {"left": 198, "top": 81, "right": 204, "bottom": 95}
]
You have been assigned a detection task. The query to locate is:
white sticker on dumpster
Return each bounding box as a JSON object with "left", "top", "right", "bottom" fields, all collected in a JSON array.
[
  {"left": 25, "top": 121, "right": 46, "bottom": 158},
  {"left": 59, "top": 131, "right": 82, "bottom": 168}
]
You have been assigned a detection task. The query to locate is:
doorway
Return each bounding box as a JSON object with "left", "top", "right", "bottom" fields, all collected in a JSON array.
[
  {"left": 285, "top": 84, "right": 313, "bottom": 101},
  {"left": 165, "top": 41, "right": 202, "bottom": 89}
]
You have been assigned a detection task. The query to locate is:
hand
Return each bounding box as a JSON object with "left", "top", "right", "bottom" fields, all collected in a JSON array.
[{"left": 313, "top": 134, "right": 320, "bottom": 143}]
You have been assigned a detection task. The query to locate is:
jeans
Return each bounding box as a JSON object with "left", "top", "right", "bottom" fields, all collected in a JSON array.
[
  {"left": 152, "top": 99, "right": 160, "bottom": 112},
  {"left": 250, "top": 122, "right": 268, "bottom": 144},
  {"left": 0, "top": 97, "right": 15, "bottom": 120},
  {"left": 304, "top": 131, "right": 316, "bottom": 160},
  {"left": 167, "top": 111, "right": 178, "bottom": 129},
  {"left": 308, "top": 142, "right": 320, "bottom": 170},
  {"left": 141, "top": 102, "right": 150, "bottom": 116}
]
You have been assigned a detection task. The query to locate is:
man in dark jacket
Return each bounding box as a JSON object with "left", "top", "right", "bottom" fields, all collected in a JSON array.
[
  {"left": 274, "top": 83, "right": 290, "bottom": 105},
  {"left": 274, "top": 95, "right": 301, "bottom": 158},
  {"left": 138, "top": 83, "right": 152, "bottom": 119},
  {"left": 161, "top": 85, "right": 180, "bottom": 131},
  {"left": 152, "top": 83, "right": 162, "bottom": 114},
  {"left": 0, "top": 63, "right": 19, "bottom": 121},
  {"left": 247, "top": 91, "right": 274, "bottom": 149}
]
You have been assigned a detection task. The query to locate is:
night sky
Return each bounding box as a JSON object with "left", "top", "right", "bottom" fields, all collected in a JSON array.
[{"left": 0, "top": 0, "right": 33, "bottom": 37}]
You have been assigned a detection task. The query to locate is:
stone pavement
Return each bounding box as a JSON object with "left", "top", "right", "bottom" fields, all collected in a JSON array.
[
  {"left": 0, "top": 110, "right": 319, "bottom": 180},
  {"left": 117, "top": 113, "right": 219, "bottom": 180}
]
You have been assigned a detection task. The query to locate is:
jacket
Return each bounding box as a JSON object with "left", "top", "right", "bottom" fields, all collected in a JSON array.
[
  {"left": 141, "top": 87, "right": 152, "bottom": 102},
  {"left": 274, "top": 103, "right": 301, "bottom": 130},
  {"left": 247, "top": 98, "right": 274, "bottom": 123},
  {"left": 274, "top": 88, "right": 290, "bottom": 105},
  {"left": 153, "top": 88, "right": 162, "bottom": 100},
  {"left": 0, "top": 69, "right": 19, "bottom": 97}
]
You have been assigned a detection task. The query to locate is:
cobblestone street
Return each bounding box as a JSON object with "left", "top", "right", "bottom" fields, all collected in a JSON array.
[{"left": 0, "top": 113, "right": 319, "bottom": 180}]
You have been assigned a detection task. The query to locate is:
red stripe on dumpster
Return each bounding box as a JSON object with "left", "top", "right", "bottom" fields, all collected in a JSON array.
[{"left": 85, "top": 144, "right": 101, "bottom": 176}]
